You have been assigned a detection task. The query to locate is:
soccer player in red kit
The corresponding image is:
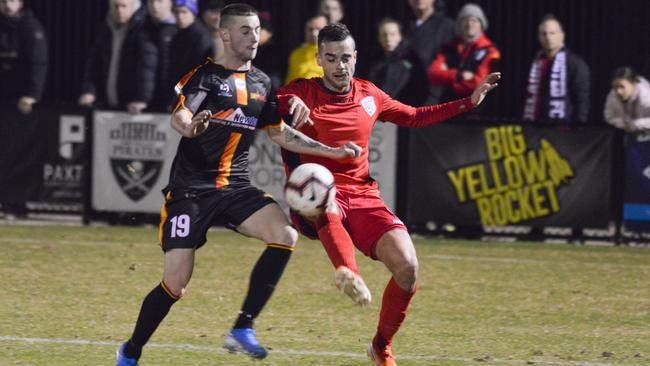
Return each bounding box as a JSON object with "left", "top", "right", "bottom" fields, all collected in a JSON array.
[{"left": 277, "top": 23, "right": 499, "bottom": 366}]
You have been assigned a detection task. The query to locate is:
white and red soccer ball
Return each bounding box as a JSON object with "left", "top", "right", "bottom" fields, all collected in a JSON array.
[{"left": 284, "top": 163, "right": 335, "bottom": 216}]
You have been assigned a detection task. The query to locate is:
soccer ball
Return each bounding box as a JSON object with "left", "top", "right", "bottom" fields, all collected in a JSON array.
[{"left": 284, "top": 163, "right": 335, "bottom": 216}]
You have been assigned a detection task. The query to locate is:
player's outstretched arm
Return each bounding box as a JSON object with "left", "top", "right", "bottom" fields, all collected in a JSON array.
[
  {"left": 266, "top": 122, "right": 361, "bottom": 160},
  {"left": 470, "top": 72, "right": 501, "bottom": 106},
  {"left": 171, "top": 109, "right": 212, "bottom": 138}
]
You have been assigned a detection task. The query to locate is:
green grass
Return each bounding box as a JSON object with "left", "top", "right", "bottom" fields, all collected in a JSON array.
[{"left": 1, "top": 224, "right": 649, "bottom": 365}]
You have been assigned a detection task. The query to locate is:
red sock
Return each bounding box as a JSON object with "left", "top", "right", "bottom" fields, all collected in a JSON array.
[
  {"left": 375, "top": 277, "right": 416, "bottom": 350},
  {"left": 316, "top": 212, "right": 359, "bottom": 275}
]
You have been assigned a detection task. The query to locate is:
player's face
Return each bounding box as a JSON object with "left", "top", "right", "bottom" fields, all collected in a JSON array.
[
  {"left": 612, "top": 78, "right": 635, "bottom": 102},
  {"left": 538, "top": 20, "right": 565, "bottom": 53},
  {"left": 174, "top": 7, "right": 195, "bottom": 29},
  {"left": 111, "top": 0, "right": 137, "bottom": 25},
  {"left": 222, "top": 15, "right": 261, "bottom": 62},
  {"left": 378, "top": 22, "right": 402, "bottom": 53},
  {"left": 0, "top": 0, "right": 22, "bottom": 17},
  {"left": 147, "top": 0, "right": 172, "bottom": 22},
  {"left": 317, "top": 36, "right": 357, "bottom": 92}
]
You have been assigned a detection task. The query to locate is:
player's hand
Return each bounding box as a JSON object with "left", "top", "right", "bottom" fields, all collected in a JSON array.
[
  {"left": 17, "top": 96, "right": 36, "bottom": 114},
  {"left": 173, "top": 109, "right": 212, "bottom": 138},
  {"left": 332, "top": 141, "right": 362, "bottom": 160},
  {"left": 470, "top": 72, "right": 500, "bottom": 106},
  {"left": 187, "top": 109, "right": 212, "bottom": 137},
  {"left": 288, "top": 96, "right": 313, "bottom": 129}
]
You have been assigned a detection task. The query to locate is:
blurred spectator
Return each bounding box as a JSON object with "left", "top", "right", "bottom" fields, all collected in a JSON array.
[
  {"left": 428, "top": 3, "right": 500, "bottom": 104},
  {"left": 254, "top": 11, "right": 282, "bottom": 89},
  {"left": 0, "top": 0, "right": 47, "bottom": 114},
  {"left": 368, "top": 18, "right": 426, "bottom": 104},
  {"left": 284, "top": 14, "right": 327, "bottom": 84},
  {"left": 79, "top": 0, "right": 156, "bottom": 114},
  {"left": 168, "top": 0, "right": 213, "bottom": 88},
  {"left": 319, "top": 0, "right": 344, "bottom": 24},
  {"left": 604, "top": 67, "right": 650, "bottom": 133},
  {"left": 523, "top": 14, "right": 590, "bottom": 123},
  {"left": 404, "top": 0, "right": 454, "bottom": 105},
  {"left": 0, "top": 0, "right": 48, "bottom": 217},
  {"left": 201, "top": 0, "right": 224, "bottom": 60},
  {"left": 143, "top": 0, "right": 177, "bottom": 111}
]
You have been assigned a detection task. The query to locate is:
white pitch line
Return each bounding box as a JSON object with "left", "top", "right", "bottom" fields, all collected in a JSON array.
[{"left": 0, "top": 335, "right": 643, "bottom": 366}]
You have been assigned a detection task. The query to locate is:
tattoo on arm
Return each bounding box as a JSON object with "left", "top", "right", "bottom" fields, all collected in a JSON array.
[{"left": 281, "top": 126, "right": 333, "bottom": 153}]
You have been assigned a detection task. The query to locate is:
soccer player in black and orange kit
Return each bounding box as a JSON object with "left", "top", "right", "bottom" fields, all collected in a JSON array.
[
  {"left": 115, "top": 5, "right": 361, "bottom": 365},
  {"left": 277, "top": 23, "right": 500, "bottom": 366}
]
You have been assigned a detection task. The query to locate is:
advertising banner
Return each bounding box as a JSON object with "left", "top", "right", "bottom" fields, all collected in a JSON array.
[
  {"left": 407, "top": 124, "right": 613, "bottom": 228},
  {"left": 622, "top": 133, "right": 650, "bottom": 231}
]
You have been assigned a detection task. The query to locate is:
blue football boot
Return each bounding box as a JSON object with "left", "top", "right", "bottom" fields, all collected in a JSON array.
[
  {"left": 115, "top": 342, "right": 139, "bottom": 366},
  {"left": 223, "top": 327, "right": 268, "bottom": 359}
]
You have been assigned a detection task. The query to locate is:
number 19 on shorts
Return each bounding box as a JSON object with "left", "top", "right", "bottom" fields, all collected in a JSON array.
[{"left": 170, "top": 214, "right": 190, "bottom": 238}]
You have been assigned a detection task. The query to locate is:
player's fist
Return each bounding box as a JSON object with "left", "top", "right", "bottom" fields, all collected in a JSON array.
[
  {"left": 188, "top": 109, "right": 212, "bottom": 137},
  {"left": 470, "top": 72, "right": 500, "bottom": 106},
  {"left": 333, "top": 141, "right": 362, "bottom": 160}
]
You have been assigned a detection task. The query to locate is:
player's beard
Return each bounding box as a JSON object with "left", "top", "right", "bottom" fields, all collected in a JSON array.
[
  {"left": 325, "top": 73, "right": 351, "bottom": 92},
  {"left": 236, "top": 47, "right": 257, "bottom": 62}
]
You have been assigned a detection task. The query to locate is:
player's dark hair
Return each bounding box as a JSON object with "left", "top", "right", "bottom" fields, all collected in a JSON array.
[
  {"left": 611, "top": 66, "right": 640, "bottom": 84},
  {"left": 539, "top": 13, "right": 563, "bottom": 31},
  {"left": 219, "top": 3, "right": 258, "bottom": 29},
  {"left": 318, "top": 22, "right": 354, "bottom": 47}
]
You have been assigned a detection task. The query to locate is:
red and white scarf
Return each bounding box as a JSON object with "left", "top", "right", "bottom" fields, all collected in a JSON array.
[{"left": 523, "top": 48, "right": 568, "bottom": 121}]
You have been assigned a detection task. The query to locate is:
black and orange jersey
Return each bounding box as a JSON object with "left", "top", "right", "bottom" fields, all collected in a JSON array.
[{"left": 166, "top": 60, "right": 282, "bottom": 191}]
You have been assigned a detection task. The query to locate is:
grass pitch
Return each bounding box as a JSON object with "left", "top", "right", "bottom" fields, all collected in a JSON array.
[{"left": 0, "top": 224, "right": 649, "bottom": 366}]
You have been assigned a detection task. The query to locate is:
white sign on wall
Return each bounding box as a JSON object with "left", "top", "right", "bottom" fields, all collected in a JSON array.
[
  {"left": 92, "top": 111, "right": 181, "bottom": 213},
  {"left": 249, "top": 121, "right": 397, "bottom": 211}
]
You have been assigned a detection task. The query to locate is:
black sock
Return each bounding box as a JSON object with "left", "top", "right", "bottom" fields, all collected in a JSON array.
[
  {"left": 234, "top": 245, "right": 292, "bottom": 329},
  {"left": 123, "top": 282, "right": 179, "bottom": 359}
]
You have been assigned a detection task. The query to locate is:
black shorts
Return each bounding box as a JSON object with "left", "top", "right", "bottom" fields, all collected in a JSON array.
[{"left": 158, "top": 185, "right": 276, "bottom": 251}]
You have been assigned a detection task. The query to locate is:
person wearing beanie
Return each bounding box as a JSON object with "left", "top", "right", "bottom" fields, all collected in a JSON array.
[
  {"left": 428, "top": 2, "right": 500, "bottom": 105},
  {"left": 167, "top": 0, "right": 213, "bottom": 96}
]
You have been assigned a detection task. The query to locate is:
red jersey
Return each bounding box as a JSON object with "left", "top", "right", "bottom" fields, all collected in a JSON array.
[{"left": 277, "top": 77, "right": 474, "bottom": 194}]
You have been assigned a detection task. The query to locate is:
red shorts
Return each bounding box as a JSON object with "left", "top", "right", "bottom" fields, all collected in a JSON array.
[{"left": 290, "top": 189, "right": 407, "bottom": 259}]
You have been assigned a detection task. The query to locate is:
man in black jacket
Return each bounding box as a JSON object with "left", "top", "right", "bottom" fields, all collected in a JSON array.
[
  {"left": 79, "top": 0, "right": 156, "bottom": 114},
  {"left": 0, "top": 0, "right": 48, "bottom": 217},
  {"left": 523, "top": 14, "right": 591, "bottom": 123},
  {"left": 143, "top": 0, "right": 177, "bottom": 112},
  {"left": 403, "top": 0, "right": 454, "bottom": 106}
]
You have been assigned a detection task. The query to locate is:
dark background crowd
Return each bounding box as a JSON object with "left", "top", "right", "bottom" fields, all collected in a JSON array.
[{"left": 2, "top": 0, "right": 650, "bottom": 123}]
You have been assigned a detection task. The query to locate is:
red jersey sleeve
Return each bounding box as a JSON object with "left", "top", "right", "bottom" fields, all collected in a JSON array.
[
  {"left": 451, "top": 48, "right": 501, "bottom": 96},
  {"left": 276, "top": 78, "right": 309, "bottom": 116},
  {"left": 376, "top": 84, "right": 475, "bottom": 128},
  {"left": 428, "top": 52, "right": 457, "bottom": 86}
]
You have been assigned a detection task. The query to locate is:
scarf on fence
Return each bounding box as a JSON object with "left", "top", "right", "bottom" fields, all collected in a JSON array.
[{"left": 523, "top": 48, "right": 568, "bottom": 121}]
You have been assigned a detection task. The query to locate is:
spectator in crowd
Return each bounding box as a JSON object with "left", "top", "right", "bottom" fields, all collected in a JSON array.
[
  {"left": 368, "top": 18, "right": 426, "bottom": 104},
  {"left": 79, "top": 0, "right": 156, "bottom": 114},
  {"left": 168, "top": 0, "right": 213, "bottom": 88},
  {"left": 143, "top": 0, "right": 177, "bottom": 111},
  {"left": 604, "top": 67, "right": 650, "bottom": 133},
  {"left": 284, "top": 13, "right": 327, "bottom": 85},
  {"left": 428, "top": 3, "right": 500, "bottom": 104},
  {"left": 201, "top": 0, "right": 224, "bottom": 60},
  {"left": 319, "top": 0, "right": 344, "bottom": 24},
  {"left": 404, "top": 0, "right": 454, "bottom": 105},
  {"left": 0, "top": 0, "right": 48, "bottom": 218},
  {"left": 0, "top": 0, "right": 47, "bottom": 115},
  {"left": 254, "top": 11, "right": 282, "bottom": 89},
  {"left": 523, "top": 14, "right": 590, "bottom": 123}
]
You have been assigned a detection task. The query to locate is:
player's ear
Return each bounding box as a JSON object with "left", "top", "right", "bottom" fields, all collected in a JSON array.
[
  {"left": 316, "top": 49, "right": 323, "bottom": 67},
  {"left": 219, "top": 27, "right": 230, "bottom": 43}
]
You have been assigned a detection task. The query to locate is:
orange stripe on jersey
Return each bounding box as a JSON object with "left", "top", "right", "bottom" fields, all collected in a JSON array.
[
  {"left": 233, "top": 72, "right": 248, "bottom": 106},
  {"left": 215, "top": 132, "right": 243, "bottom": 188},
  {"left": 173, "top": 58, "right": 213, "bottom": 112},
  {"left": 211, "top": 108, "right": 234, "bottom": 120},
  {"left": 158, "top": 191, "right": 172, "bottom": 247},
  {"left": 260, "top": 119, "right": 284, "bottom": 131}
]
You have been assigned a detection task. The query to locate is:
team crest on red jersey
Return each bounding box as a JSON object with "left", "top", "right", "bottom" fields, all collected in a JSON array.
[{"left": 360, "top": 96, "right": 376, "bottom": 116}]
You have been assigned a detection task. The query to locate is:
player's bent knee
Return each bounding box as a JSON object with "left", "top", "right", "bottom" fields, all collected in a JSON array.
[
  {"left": 394, "top": 258, "right": 419, "bottom": 291},
  {"left": 161, "top": 279, "right": 186, "bottom": 300},
  {"left": 268, "top": 225, "right": 298, "bottom": 247}
]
